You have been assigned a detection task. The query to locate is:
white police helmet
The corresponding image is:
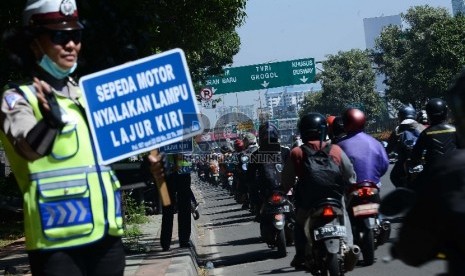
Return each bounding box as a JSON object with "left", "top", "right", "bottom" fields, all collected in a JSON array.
[{"left": 23, "top": 0, "right": 84, "bottom": 30}]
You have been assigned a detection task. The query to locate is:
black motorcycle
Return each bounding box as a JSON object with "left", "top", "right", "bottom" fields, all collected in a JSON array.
[
  {"left": 259, "top": 190, "right": 295, "bottom": 258},
  {"left": 347, "top": 181, "right": 390, "bottom": 266},
  {"left": 304, "top": 197, "right": 360, "bottom": 275}
]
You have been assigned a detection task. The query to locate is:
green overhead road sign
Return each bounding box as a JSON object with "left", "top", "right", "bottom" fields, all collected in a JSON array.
[{"left": 205, "top": 58, "right": 315, "bottom": 94}]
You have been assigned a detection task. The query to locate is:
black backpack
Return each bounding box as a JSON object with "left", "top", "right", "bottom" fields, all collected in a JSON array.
[
  {"left": 255, "top": 146, "right": 290, "bottom": 191},
  {"left": 296, "top": 144, "right": 344, "bottom": 209},
  {"left": 398, "top": 129, "right": 421, "bottom": 156}
]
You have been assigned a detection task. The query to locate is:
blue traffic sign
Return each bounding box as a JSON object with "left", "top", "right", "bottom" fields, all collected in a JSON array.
[
  {"left": 160, "top": 138, "right": 193, "bottom": 153},
  {"left": 79, "top": 48, "right": 203, "bottom": 165}
]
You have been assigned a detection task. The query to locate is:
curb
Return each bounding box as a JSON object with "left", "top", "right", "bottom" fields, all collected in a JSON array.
[{"left": 128, "top": 213, "right": 200, "bottom": 276}]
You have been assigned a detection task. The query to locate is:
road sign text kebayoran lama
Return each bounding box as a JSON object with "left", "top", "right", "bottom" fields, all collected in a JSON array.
[{"left": 205, "top": 58, "right": 315, "bottom": 94}]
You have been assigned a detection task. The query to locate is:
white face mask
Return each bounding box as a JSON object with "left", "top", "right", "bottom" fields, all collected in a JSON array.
[{"left": 37, "top": 54, "right": 77, "bottom": 79}]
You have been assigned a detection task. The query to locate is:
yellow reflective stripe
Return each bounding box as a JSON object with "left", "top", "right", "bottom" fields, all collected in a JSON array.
[
  {"left": 30, "top": 165, "right": 112, "bottom": 180},
  {"left": 426, "top": 129, "right": 456, "bottom": 135}
]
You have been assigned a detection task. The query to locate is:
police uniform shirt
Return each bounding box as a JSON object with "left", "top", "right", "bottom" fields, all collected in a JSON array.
[{"left": 0, "top": 76, "right": 81, "bottom": 160}]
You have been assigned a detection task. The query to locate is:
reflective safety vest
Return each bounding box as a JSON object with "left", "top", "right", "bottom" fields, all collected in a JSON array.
[
  {"left": 0, "top": 85, "right": 123, "bottom": 250},
  {"left": 167, "top": 154, "right": 192, "bottom": 174}
]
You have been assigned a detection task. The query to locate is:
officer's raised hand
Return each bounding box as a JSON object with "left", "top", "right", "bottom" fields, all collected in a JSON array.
[
  {"left": 148, "top": 151, "right": 167, "bottom": 181},
  {"left": 33, "top": 77, "right": 65, "bottom": 129}
]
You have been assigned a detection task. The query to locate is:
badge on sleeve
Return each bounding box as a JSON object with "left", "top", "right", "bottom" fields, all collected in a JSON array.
[{"left": 5, "top": 93, "right": 23, "bottom": 110}]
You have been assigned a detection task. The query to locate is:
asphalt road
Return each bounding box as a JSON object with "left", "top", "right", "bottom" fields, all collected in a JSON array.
[{"left": 192, "top": 165, "right": 447, "bottom": 276}]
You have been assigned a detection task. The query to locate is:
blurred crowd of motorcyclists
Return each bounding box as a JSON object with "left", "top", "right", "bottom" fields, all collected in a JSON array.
[{"left": 182, "top": 85, "right": 465, "bottom": 274}]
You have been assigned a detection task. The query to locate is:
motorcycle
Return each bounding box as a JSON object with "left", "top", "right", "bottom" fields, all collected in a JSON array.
[
  {"left": 209, "top": 160, "right": 220, "bottom": 186},
  {"left": 226, "top": 172, "right": 234, "bottom": 194},
  {"left": 191, "top": 199, "right": 200, "bottom": 220},
  {"left": 347, "top": 181, "right": 391, "bottom": 266},
  {"left": 304, "top": 197, "right": 360, "bottom": 275},
  {"left": 259, "top": 190, "right": 295, "bottom": 258}
]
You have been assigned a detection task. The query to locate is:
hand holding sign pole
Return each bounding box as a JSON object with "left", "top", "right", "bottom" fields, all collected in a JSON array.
[{"left": 148, "top": 149, "right": 171, "bottom": 206}]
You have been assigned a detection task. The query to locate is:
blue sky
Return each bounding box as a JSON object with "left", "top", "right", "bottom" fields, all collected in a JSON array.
[
  {"left": 201, "top": 0, "right": 452, "bottom": 123},
  {"left": 233, "top": 0, "right": 452, "bottom": 66}
]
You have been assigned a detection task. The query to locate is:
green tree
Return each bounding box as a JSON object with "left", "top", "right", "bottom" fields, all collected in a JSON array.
[
  {"left": 0, "top": 0, "right": 247, "bottom": 87},
  {"left": 373, "top": 5, "right": 465, "bottom": 109},
  {"left": 299, "top": 90, "right": 323, "bottom": 117},
  {"left": 301, "top": 49, "right": 386, "bottom": 122}
]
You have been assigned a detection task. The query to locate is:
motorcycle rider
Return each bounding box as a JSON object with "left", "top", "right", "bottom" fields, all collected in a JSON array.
[
  {"left": 416, "top": 109, "right": 429, "bottom": 127},
  {"left": 246, "top": 122, "right": 290, "bottom": 220},
  {"left": 219, "top": 144, "right": 235, "bottom": 188},
  {"left": 281, "top": 112, "right": 357, "bottom": 269},
  {"left": 337, "top": 108, "right": 389, "bottom": 188},
  {"left": 385, "top": 105, "right": 426, "bottom": 188},
  {"left": 408, "top": 98, "right": 457, "bottom": 191},
  {"left": 337, "top": 108, "right": 390, "bottom": 264},
  {"left": 208, "top": 152, "right": 221, "bottom": 186},
  {"left": 292, "top": 134, "right": 303, "bottom": 148},
  {"left": 326, "top": 115, "right": 337, "bottom": 141},
  {"left": 233, "top": 139, "right": 248, "bottom": 204},
  {"left": 328, "top": 116, "right": 346, "bottom": 144},
  {"left": 242, "top": 133, "right": 259, "bottom": 210},
  {"left": 390, "top": 68, "right": 465, "bottom": 275}
]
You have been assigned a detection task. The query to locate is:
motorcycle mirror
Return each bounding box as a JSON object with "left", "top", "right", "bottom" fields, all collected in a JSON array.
[{"left": 379, "top": 188, "right": 416, "bottom": 217}]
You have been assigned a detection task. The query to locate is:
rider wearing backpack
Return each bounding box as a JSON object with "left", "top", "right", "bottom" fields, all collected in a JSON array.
[
  {"left": 281, "top": 112, "right": 356, "bottom": 269},
  {"left": 246, "top": 122, "right": 290, "bottom": 219},
  {"left": 385, "top": 105, "right": 426, "bottom": 188}
]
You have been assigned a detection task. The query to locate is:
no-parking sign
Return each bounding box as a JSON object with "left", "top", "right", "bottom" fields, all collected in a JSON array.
[
  {"left": 200, "top": 88, "right": 213, "bottom": 100},
  {"left": 79, "top": 48, "right": 203, "bottom": 165}
]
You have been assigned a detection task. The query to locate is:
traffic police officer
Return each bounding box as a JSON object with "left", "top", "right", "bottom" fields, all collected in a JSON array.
[
  {"left": 1, "top": 0, "right": 126, "bottom": 275},
  {"left": 159, "top": 153, "right": 194, "bottom": 251}
]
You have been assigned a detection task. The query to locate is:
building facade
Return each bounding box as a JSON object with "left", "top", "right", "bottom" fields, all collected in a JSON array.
[
  {"left": 363, "top": 15, "right": 402, "bottom": 94},
  {"left": 452, "top": 0, "right": 465, "bottom": 15},
  {"left": 265, "top": 89, "right": 307, "bottom": 119}
]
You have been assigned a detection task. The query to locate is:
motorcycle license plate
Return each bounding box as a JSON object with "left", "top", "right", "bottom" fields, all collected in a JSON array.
[
  {"left": 352, "top": 203, "right": 379, "bottom": 217},
  {"left": 264, "top": 207, "right": 284, "bottom": 214},
  {"left": 314, "top": 225, "right": 346, "bottom": 241},
  {"left": 264, "top": 205, "right": 290, "bottom": 214}
]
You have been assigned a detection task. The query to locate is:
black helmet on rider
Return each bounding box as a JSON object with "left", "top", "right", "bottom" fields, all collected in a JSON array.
[
  {"left": 220, "top": 144, "right": 233, "bottom": 154},
  {"left": 425, "top": 98, "right": 448, "bottom": 125},
  {"left": 332, "top": 116, "right": 345, "bottom": 138},
  {"left": 342, "top": 108, "right": 366, "bottom": 134},
  {"left": 298, "top": 112, "right": 327, "bottom": 142},
  {"left": 398, "top": 105, "right": 416, "bottom": 121},
  {"left": 258, "top": 121, "right": 279, "bottom": 147}
]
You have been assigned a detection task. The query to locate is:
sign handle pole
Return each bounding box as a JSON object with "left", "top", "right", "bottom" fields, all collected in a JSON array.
[{"left": 150, "top": 149, "right": 171, "bottom": 206}]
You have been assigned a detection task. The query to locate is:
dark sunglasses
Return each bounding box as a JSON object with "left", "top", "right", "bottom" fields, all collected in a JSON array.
[{"left": 48, "top": 30, "right": 82, "bottom": 45}]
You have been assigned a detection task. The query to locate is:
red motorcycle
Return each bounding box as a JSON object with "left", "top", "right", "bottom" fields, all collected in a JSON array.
[{"left": 347, "top": 181, "right": 391, "bottom": 266}]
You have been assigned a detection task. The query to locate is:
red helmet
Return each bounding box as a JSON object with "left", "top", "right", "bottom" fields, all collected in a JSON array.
[
  {"left": 326, "top": 115, "right": 336, "bottom": 137},
  {"left": 233, "top": 139, "right": 244, "bottom": 152},
  {"left": 342, "top": 108, "right": 366, "bottom": 133},
  {"left": 327, "top": 115, "right": 336, "bottom": 126}
]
